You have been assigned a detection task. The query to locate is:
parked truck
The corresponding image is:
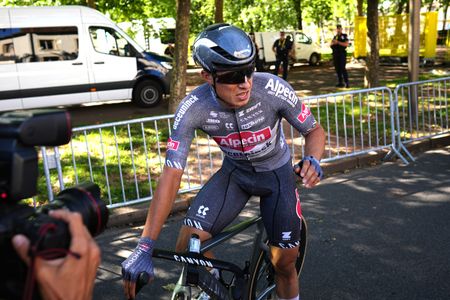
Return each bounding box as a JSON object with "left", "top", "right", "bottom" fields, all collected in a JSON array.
[{"left": 254, "top": 31, "right": 321, "bottom": 69}]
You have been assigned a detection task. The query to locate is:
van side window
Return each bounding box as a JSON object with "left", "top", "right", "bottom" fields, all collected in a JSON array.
[
  {"left": 296, "top": 33, "right": 311, "bottom": 44},
  {"left": 89, "top": 27, "right": 137, "bottom": 57},
  {"left": 0, "top": 27, "right": 78, "bottom": 63},
  {"left": 0, "top": 28, "right": 18, "bottom": 63}
]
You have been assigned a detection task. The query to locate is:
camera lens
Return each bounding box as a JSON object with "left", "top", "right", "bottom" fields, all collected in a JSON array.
[{"left": 41, "top": 182, "right": 109, "bottom": 237}]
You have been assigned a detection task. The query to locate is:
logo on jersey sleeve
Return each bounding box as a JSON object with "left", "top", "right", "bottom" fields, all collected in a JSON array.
[
  {"left": 165, "top": 159, "right": 184, "bottom": 169},
  {"left": 167, "top": 137, "right": 180, "bottom": 151},
  {"left": 212, "top": 127, "right": 271, "bottom": 152},
  {"left": 173, "top": 95, "right": 199, "bottom": 130},
  {"left": 297, "top": 103, "right": 311, "bottom": 123}
]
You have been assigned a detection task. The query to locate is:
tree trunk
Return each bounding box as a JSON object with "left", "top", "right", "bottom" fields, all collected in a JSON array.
[
  {"left": 87, "top": 0, "right": 96, "bottom": 9},
  {"left": 357, "top": 0, "right": 364, "bottom": 16},
  {"left": 442, "top": 3, "right": 449, "bottom": 31},
  {"left": 364, "top": 0, "right": 379, "bottom": 88},
  {"left": 292, "top": 0, "right": 303, "bottom": 30},
  {"left": 169, "top": 0, "right": 191, "bottom": 114},
  {"left": 215, "top": 0, "right": 224, "bottom": 23}
]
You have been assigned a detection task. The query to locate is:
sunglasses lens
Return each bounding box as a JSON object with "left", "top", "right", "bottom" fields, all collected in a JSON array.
[{"left": 215, "top": 67, "right": 254, "bottom": 84}]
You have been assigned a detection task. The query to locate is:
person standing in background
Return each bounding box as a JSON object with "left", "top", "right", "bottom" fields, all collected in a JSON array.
[
  {"left": 330, "top": 25, "right": 350, "bottom": 88},
  {"left": 249, "top": 32, "right": 264, "bottom": 72},
  {"left": 272, "top": 31, "right": 292, "bottom": 80}
]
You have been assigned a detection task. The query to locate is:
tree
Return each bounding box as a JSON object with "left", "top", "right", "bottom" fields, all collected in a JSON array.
[
  {"left": 395, "top": 0, "right": 408, "bottom": 14},
  {"left": 86, "top": 0, "right": 95, "bottom": 9},
  {"left": 215, "top": 0, "right": 224, "bottom": 23},
  {"left": 357, "top": 0, "right": 364, "bottom": 16},
  {"left": 292, "top": 0, "right": 303, "bottom": 30},
  {"left": 169, "top": 0, "right": 191, "bottom": 114},
  {"left": 441, "top": 1, "right": 449, "bottom": 31},
  {"left": 365, "top": 0, "right": 379, "bottom": 88},
  {"left": 303, "top": 0, "right": 332, "bottom": 28}
]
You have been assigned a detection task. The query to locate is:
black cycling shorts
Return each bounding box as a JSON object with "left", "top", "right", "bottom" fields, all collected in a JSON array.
[{"left": 183, "top": 158, "right": 302, "bottom": 248}]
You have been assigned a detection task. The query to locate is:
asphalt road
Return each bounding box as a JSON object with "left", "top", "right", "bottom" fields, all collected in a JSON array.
[{"left": 93, "top": 146, "right": 450, "bottom": 300}]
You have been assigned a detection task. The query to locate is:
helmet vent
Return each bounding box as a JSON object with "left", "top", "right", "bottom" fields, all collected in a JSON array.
[{"left": 211, "top": 46, "right": 241, "bottom": 61}]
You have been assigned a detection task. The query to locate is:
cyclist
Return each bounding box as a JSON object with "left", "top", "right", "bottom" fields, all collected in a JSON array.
[{"left": 122, "top": 23, "right": 325, "bottom": 300}]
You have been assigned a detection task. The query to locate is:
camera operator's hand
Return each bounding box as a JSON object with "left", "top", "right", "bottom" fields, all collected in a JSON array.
[
  {"left": 121, "top": 237, "right": 155, "bottom": 300},
  {"left": 294, "top": 155, "right": 323, "bottom": 188},
  {"left": 12, "top": 210, "right": 101, "bottom": 300}
]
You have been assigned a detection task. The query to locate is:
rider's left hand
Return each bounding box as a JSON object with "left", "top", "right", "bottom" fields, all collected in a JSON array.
[{"left": 293, "top": 156, "right": 323, "bottom": 188}]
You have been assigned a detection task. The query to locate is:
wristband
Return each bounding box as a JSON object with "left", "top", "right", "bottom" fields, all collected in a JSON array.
[
  {"left": 137, "top": 237, "right": 155, "bottom": 254},
  {"left": 300, "top": 156, "right": 323, "bottom": 180}
]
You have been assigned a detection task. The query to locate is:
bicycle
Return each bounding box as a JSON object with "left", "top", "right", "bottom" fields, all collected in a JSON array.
[{"left": 147, "top": 213, "right": 308, "bottom": 300}]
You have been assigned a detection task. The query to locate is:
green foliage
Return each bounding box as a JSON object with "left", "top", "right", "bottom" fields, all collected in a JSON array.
[
  {"left": 227, "top": 0, "right": 299, "bottom": 32},
  {"left": 1, "top": 0, "right": 176, "bottom": 30},
  {"left": 1, "top": 0, "right": 359, "bottom": 34},
  {"left": 303, "top": 0, "right": 333, "bottom": 27},
  {"left": 189, "top": 0, "right": 215, "bottom": 35}
]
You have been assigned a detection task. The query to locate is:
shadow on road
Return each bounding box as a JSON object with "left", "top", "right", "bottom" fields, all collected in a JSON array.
[{"left": 92, "top": 147, "right": 450, "bottom": 299}]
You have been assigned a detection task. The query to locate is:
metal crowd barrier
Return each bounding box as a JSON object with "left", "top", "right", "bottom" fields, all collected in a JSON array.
[
  {"left": 288, "top": 87, "right": 403, "bottom": 165},
  {"left": 41, "top": 114, "right": 224, "bottom": 208},
  {"left": 393, "top": 76, "right": 450, "bottom": 161},
  {"left": 39, "top": 78, "right": 449, "bottom": 208}
]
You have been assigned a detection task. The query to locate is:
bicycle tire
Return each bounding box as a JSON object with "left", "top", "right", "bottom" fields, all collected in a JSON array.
[{"left": 247, "top": 217, "right": 308, "bottom": 300}]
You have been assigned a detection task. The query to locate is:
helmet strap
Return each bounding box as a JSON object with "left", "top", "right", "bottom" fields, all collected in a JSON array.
[
  {"left": 211, "top": 76, "right": 230, "bottom": 108},
  {"left": 212, "top": 75, "right": 219, "bottom": 100}
]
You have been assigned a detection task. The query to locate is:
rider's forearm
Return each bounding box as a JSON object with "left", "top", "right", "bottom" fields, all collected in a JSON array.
[
  {"left": 141, "top": 166, "right": 184, "bottom": 240},
  {"left": 303, "top": 124, "right": 325, "bottom": 160}
]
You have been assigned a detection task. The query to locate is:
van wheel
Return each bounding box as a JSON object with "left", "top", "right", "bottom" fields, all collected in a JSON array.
[
  {"left": 309, "top": 53, "right": 320, "bottom": 66},
  {"left": 133, "top": 80, "right": 163, "bottom": 107}
]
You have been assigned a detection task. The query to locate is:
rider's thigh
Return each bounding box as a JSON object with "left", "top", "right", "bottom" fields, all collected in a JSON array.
[
  {"left": 269, "top": 245, "right": 299, "bottom": 275},
  {"left": 175, "top": 225, "right": 212, "bottom": 252}
]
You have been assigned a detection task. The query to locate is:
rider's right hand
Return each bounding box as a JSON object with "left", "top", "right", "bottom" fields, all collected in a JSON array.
[{"left": 121, "top": 237, "right": 155, "bottom": 300}]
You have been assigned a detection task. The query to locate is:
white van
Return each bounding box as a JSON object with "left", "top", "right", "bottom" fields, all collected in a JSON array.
[
  {"left": 254, "top": 31, "right": 321, "bottom": 68},
  {"left": 0, "top": 6, "right": 172, "bottom": 112}
]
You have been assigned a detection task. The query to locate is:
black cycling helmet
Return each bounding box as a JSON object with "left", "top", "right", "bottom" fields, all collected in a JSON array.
[{"left": 193, "top": 23, "right": 256, "bottom": 73}]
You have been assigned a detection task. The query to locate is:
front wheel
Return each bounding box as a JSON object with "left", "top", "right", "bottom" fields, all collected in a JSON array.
[
  {"left": 309, "top": 53, "right": 320, "bottom": 66},
  {"left": 247, "top": 217, "right": 308, "bottom": 300},
  {"left": 133, "top": 79, "right": 163, "bottom": 108}
]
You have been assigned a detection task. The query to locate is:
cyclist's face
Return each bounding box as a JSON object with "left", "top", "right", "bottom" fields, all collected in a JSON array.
[{"left": 201, "top": 70, "right": 253, "bottom": 108}]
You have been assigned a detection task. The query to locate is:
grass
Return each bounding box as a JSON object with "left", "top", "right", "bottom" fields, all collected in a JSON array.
[{"left": 36, "top": 123, "right": 171, "bottom": 205}]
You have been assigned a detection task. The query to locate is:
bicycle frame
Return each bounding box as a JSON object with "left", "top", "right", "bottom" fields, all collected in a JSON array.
[{"left": 152, "top": 215, "right": 268, "bottom": 300}]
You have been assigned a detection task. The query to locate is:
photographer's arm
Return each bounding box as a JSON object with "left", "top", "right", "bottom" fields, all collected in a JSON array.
[
  {"left": 12, "top": 210, "right": 101, "bottom": 300},
  {"left": 122, "top": 166, "right": 183, "bottom": 300}
]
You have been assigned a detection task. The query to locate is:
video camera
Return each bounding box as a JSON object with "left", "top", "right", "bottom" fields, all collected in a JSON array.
[{"left": 0, "top": 110, "right": 109, "bottom": 299}]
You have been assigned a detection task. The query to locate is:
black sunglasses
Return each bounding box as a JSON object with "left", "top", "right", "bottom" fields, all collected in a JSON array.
[{"left": 214, "top": 66, "right": 255, "bottom": 84}]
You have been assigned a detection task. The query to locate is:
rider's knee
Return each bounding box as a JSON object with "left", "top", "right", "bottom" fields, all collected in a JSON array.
[
  {"left": 270, "top": 247, "right": 299, "bottom": 276},
  {"left": 175, "top": 225, "right": 211, "bottom": 252}
]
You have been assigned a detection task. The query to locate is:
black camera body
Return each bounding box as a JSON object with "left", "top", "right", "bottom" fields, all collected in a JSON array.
[{"left": 0, "top": 110, "right": 109, "bottom": 299}]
